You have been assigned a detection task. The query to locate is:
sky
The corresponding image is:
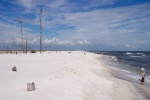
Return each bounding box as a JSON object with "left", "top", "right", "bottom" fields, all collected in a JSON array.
[{"left": 0, "top": 0, "right": 150, "bottom": 51}]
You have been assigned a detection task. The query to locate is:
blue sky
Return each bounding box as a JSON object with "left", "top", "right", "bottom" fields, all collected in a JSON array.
[{"left": 0, "top": 0, "right": 150, "bottom": 51}]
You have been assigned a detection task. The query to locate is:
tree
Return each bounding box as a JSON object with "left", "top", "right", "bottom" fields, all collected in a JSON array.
[
  {"left": 26, "top": 36, "right": 28, "bottom": 54},
  {"left": 14, "top": 18, "right": 24, "bottom": 52},
  {"left": 38, "top": 9, "right": 42, "bottom": 53}
]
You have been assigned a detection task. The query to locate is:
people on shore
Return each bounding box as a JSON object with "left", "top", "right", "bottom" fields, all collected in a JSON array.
[{"left": 139, "top": 67, "right": 145, "bottom": 85}]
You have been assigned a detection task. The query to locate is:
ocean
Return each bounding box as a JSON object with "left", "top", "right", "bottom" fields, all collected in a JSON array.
[{"left": 93, "top": 51, "right": 150, "bottom": 86}]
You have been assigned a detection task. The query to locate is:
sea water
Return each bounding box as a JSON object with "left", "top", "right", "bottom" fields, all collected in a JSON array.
[{"left": 93, "top": 51, "right": 150, "bottom": 86}]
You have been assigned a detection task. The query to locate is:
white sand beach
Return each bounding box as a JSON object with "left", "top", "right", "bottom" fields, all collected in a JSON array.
[{"left": 0, "top": 51, "right": 150, "bottom": 100}]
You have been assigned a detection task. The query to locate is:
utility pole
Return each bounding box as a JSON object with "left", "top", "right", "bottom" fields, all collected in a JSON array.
[
  {"left": 26, "top": 36, "right": 28, "bottom": 54},
  {"left": 38, "top": 9, "right": 42, "bottom": 54},
  {"left": 4, "top": 45, "right": 5, "bottom": 54},
  {"left": 14, "top": 18, "right": 24, "bottom": 53}
]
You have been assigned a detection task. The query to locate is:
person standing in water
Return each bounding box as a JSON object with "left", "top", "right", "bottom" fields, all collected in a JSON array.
[{"left": 140, "top": 67, "right": 145, "bottom": 85}]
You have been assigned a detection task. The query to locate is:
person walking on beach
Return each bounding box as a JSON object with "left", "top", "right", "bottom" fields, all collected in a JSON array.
[{"left": 140, "top": 67, "right": 145, "bottom": 85}]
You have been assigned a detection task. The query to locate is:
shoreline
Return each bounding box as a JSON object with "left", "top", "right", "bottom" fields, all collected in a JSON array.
[
  {"left": 97, "top": 53, "right": 150, "bottom": 100},
  {"left": 111, "top": 69, "right": 150, "bottom": 99},
  {"left": 0, "top": 51, "right": 150, "bottom": 100}
]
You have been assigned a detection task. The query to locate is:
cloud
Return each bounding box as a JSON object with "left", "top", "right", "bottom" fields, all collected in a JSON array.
[
  {"left": 28, "top": 38, "right": 39, "bottom": 44},
  {"left": 77, "top": 39, "right": 91, "bottom": 45},
  {"left": 14, "top": 0, "right": 116, "bottom": 11},
  {"left": 67, "top": 0, "right": 116, "bottom": 11},
  {"left": 1, "top": 1, "right": 150, "bottom": 50},
  {"left": 42, "top": 38, "right": 91, "bottom": 45},
  {"left": 43, "top": 37, "right": 75, "bottom": 45},
  {"left": 4, "top": 37, "right": 91, "bottom": 46},
  {"left": 13, "top": 0, "right": 67, "bottom": 12},
  {"left": 46, "top": 0, "right": 66, "bottom": 8},
  {"left": 15, "top": 0, "right": 33, "bottom": 10},
  {"left": 56, "top": 3, "right": 150, "bottom": 46},
  {"left": 0, "top": 22, "right": 39, "bottom": 44}
]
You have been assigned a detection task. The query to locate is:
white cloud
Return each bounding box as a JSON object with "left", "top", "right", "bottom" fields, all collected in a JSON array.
[
  {"left": 77, "top": 39, "right": 91, "bottom": 45},
  {"left": 46, "top": 0, "right": 66, "bottom": 8},
  {"left": 1, "top": 1, "right": 150, "bottom": 50},
  {"left": 15, "top": 1, "right": 150, "bottom": 46},
  {"left": 16, "top": 0, "right": 33, "bottom": 10},
  {"left": 43, "top": 37, "right": 75, "bottom": 45},
  {"left": 0, "top": 22, "right": 39, "bottom": 44},
  {"left": 28, "top": 38, "right": 39, "bottom": 44},
  {"left": 13, "top": 0, "right": 67, "bottom": 12},
  {"left": 56, "top": 3, "right": 150, "bottom": 46},
  {"left": 12, "top": 37, "right": 91, "bottom": 46},
  {"left": 66, "top": 0, "right": 116, "bottom": 11},
  {"left": 42, "top": 38, "right": 91, "bottom": 45}
]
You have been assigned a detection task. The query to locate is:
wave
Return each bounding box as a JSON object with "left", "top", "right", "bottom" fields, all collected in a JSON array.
[
  {"left": 126, "top": 74, "right": 150, "bottom": 82},
  {"left": 137, "top": 53, "right": 146, "bottom": 57},
  {"left": 130, "top": 55, "right": 146, "bottom": 58},
  {"left": 109, "top": 67, "right": 132, "bottom": 74},
  {"left": 101, "top": 51, "right": 150, "bottom": 84},
  {"left": 142, "top": 54, "right": 146, "bottom": 57},
  {"left": 126, "top": 74, "right": 140, "bottom": 80},
  {"left": 124, "top": 52, "right": 146, "bottom": 57},
  {"left": 124, "top": 52, "right": 133, "bottom": 55},
  {"left": 130, "top": 56, "right": 144, "bottom": 58},
  {"left": 137, "top": 53, "right": 144, "bottom": 55},
  {"left": 111, "top": 67, "right": 150, "bottom": 82},
  {"left": 110, "top": 67, "right": 150, "bottom": 82},
  {"left": 146, "top": 76, "right": 150, "bottom": 82},
  {"left": 109, "top": 56, "right": 117, "bottom": 61}
]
